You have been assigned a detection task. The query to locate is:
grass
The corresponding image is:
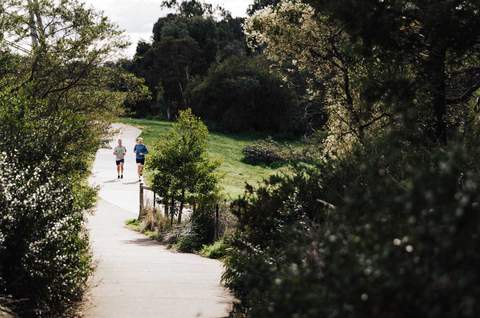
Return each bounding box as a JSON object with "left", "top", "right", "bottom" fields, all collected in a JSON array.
[
  {"left": 125, "top": 218, "right": 160, "bottom": 240},
  {"left": 120, "top": 118, "right": 284, "bottom": 198},
  {"left": 200, "top": 240, "right": 228, "bottom": 259}
]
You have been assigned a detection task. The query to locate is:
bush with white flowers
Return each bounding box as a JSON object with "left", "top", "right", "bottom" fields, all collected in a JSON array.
[
  {"left": 0, "top": 156, "right": 92, "bottom": 316},
  {"left": 0, "top": 75, "right": 102, "bottom": 315}
]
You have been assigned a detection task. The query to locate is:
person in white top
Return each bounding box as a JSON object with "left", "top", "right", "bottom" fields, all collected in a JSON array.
[{"left": 113, "top": 139, "right": 127, "bottom": 179}]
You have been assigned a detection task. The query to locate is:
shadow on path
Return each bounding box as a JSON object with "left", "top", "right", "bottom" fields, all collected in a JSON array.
[{"left": 121, "top": 237, "right": 167, "bottom": 247}]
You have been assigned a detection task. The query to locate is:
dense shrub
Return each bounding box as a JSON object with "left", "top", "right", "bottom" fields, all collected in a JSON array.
[
  {"left": 134, "top": 196, "right": 220, "bottom": 253},
  {"left": 187, "top": 56, "right": 301, "bottom": 133},
  {"left": 224, "top": 135, "right": 480, "bottom": 318},
  {"left": 200, "top": 240, "right": 228, "bottom": 259},
  {"left": 0, "top": 157, "right": 92, "bottom": 317},
  {"left": 242, "top": 138, "right": 288, "bottom": 166},
  {"left": 0, "top": 87, "right": 98, "bottom": 317},
  {"left": 242, "top": 136, "right": 322, "bottom": 167},
  {"left": 175, "top": 197, "right": 217, "bottom": 252},
  {"left": 174, "top": 224, "right": 202, "bottom": 253}
]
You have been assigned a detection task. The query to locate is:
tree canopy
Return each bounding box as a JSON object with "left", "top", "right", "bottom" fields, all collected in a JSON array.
[{"left": 128, "top": 1, "right": 246, "bottom": 119}]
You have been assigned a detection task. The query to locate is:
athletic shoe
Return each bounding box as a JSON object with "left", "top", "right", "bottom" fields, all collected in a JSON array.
[
  {"left": 121, "top": 175, "right": 123, "bottom": 179},
  {"left": 118, "top": 175, "right": 120, "bottom": 179}
]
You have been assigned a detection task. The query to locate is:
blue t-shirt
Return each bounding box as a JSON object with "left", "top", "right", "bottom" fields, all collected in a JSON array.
[{"left": 134, "top": 144, "right": 148, "bottom": 159}]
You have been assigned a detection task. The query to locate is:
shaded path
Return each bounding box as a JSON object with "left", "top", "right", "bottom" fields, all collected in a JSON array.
[{"left": 85, "top": 124, "right": 231, "bottom": 318}]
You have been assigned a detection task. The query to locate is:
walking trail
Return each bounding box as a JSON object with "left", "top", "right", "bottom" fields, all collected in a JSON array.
[{"left": 85, "top": 123, "right": 232, "bottom": 318}]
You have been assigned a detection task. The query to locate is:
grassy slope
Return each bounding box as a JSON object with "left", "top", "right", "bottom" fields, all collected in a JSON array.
[{"left": 120, "top": 118, "right": 280, "bottom": 198}]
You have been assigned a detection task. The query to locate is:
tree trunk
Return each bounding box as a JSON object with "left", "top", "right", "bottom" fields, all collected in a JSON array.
[
  {"left": 178, "top": 200, "right": 184, "bottom": 224},
  {"left": 164, "top": 198, "right": 169, "bottom": 218},
  {"left": 32, "top": 0, "right": 46, "bottom": 47},
  {"left": 27, "top": 0, "right": 46, "bottom": 49},
  {"left": 170, "top": 197, "right": 175, "bottom": 226},
  {"left": 177, "top": 189, "right": 185, "bottom": 224},
  {"left": 27, "top": 0, "right": 39, "bottom": 48},
  {"left": 427, "top": 45, "right": 447, "bottom": 144},
  {"left": 342, "top": 67, "right": 364, "bottom": 141}
]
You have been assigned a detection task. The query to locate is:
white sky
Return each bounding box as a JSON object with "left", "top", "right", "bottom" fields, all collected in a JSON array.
[{"left": 83, "top": 0, "right": 252, "bottom": 57}]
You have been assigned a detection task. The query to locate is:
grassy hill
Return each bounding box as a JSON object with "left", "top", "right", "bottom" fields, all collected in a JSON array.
[{"left": 121, "top": 118, "right": 284, "bottom": 198}]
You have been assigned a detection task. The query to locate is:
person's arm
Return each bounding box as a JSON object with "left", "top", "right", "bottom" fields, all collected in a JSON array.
[{"left": 144, "top": 146, "right": 149, "bottom": 155}]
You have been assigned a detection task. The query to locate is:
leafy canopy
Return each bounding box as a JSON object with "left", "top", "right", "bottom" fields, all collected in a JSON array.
[{"left": 149, "top": 109, "right": 220, "bottom": 222}]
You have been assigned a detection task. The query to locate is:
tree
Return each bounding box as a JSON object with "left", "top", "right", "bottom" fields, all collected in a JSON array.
[
  {"left": 1, "top": 0, "right": 127, "bottom": 159},
  {"left": 305, "top": 0, "right": 480, "bottom": 143},
  {"left": 129, "top": 1, "right": 247, "bottom": 118},
  {"left": 0, "top": 0, "right": 126, "bottom": 315},
  {"left": 162, "top": 0, "right": 213, "bottom": 17},
  {"left": 187, "top": 56, "right": 301, "bottom": 133},
  {"left": 248, "top": 0, "right": 282, "bottom": 15},
  {"left": 149, "top": 109, "right": 220, "bottom": 224},
  {"left": 107, "top": 62, "right": 152, "bottom": 117},
  {"left": 225, "top": 133, "right": 480, "bottom": 318},
  {"left": 246, "top": 1, "right": 394, "bottom": 154}
]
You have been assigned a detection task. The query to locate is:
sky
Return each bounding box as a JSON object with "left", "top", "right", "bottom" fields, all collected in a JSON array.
[{"left": 83, "top": 0, "right": 253, "bottom": 57}]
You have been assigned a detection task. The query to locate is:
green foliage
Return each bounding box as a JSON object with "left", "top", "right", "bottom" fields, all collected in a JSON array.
[
  {"left": 0, "top": 0, "right": 125, "bottom": 315},
  {"left": 174, "top": 200, "right": 217, "bottom": 253},
  {"left": 108, "top": 62, "right": 152, "bottom": 117},
  {"left": 126, "top": 219, "right": 141, "bottom": 227},
  {"left": 248, "top": 0, "right": 282, "bottom": 15},
  {"left": 242, "top": 138, "right": 289, "bottom": 166},
  {"left": 149, "top": 109, "right": 220, "bottom": 224},
  {"left": 200, "top": 240, "right": 228, "bottom": 259},
  {"left": 174, "top": 228, "right": 201, "bottom": 253},
  {"left": 228, "top": 3, "right": 480, "bottom": 317},
  {"left": 243, "top": 136, "right": 322, "bottom": 167},
  {"left": 146, "top": 111, "right": 225, "bottom": 252},
  {"left": 0, "top": 89, "right": 93, "bottom": 317},
  {"left": 305, "top": 0, "right": 480, "bottom": 143},
  {"left": 224, "top": 134, "right": 480, "bottom": 317},
  {"left": 188, "top": 56, "right": 301, "bottom": 133},
  {"left": 125, "top": 212, "right": 168, "bottom": 241},
  {"left": 128, "top": 1, "right": 246, "bottom": 118}
]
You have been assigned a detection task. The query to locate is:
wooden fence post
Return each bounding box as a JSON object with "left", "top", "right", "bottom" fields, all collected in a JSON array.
[
  {"left": 138, "top": 183, "right": 144, "bottom": 220},
  {"left": 214, "top": 203, "right": 219, "bottom": 241}
]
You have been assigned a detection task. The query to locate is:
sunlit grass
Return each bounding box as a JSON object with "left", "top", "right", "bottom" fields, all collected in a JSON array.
[{"left": 120, "top": 118, "right": 282, "bottom": 198}]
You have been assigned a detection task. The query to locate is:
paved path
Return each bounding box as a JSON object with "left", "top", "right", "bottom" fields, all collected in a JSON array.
[{"left": 85, "top": 124, "right": 232, "bottom": 318}]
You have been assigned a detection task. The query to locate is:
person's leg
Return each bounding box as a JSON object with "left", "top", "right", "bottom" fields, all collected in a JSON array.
[
  {"left": 137, "top": 163, "right": 141, "bottom": 180},
  {"left": 116, "top": 161, "right": 121, "bottom": 178},
  {"left": 120, "top": 161, "right": 124, "bottom": 178},
  {"left": 140, "top": 158, "right": 145, "bottom": 177}
]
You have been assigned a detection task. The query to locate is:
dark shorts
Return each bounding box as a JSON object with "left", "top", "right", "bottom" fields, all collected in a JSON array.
[
  {"left": 116, "top": 159, "right": 125, "bottom": 166},
  {"left": 136, "top": 158, "right": 145, "bottom": 165}
]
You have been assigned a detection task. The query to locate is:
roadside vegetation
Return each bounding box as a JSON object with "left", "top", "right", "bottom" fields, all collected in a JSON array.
[
  {"left": 123, "top": 0, "right": 480, "bottom": 317},
  {"left": 1, "top": 0, "right": 128, "bottom": 316},
  {"left": 2, "top": 0, "right": 479, "bottom": 317},
  {"left": 126, "top": 110, "right": 236, "bottom": 257}
]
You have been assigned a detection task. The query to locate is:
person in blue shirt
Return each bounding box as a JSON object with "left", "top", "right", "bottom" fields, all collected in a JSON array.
[{"left": 133, "top": 137, "right": 149, "bottom": 182}]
